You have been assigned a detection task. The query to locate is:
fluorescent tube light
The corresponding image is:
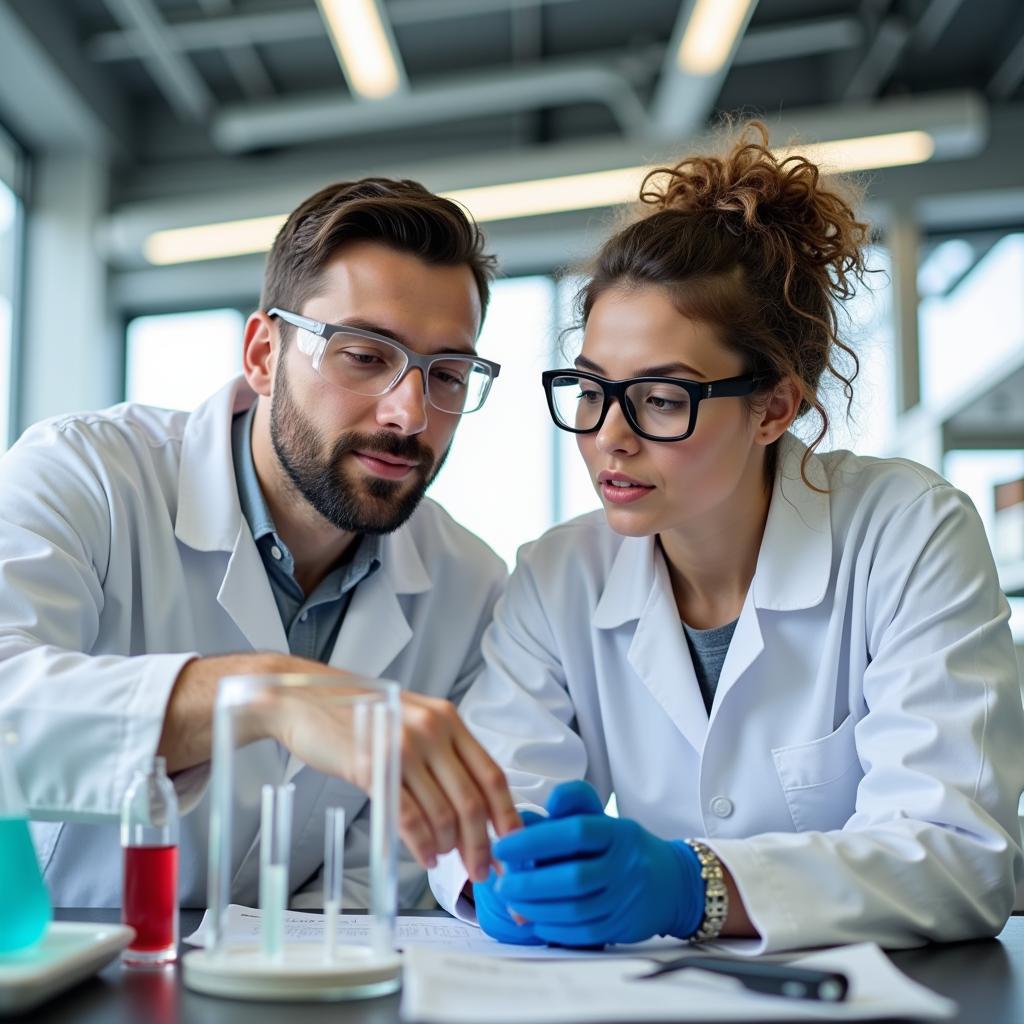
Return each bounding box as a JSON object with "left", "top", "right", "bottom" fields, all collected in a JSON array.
[
  {"left": 140, "top": 130, "right": 937, "bottom": 265},
  {"left": 143, "top": 214, "right": 286, "bottom": 265},
  {"left": 774, "top": 130, "right": 935, "bottom": 173},
  {"left": 678, "top": 0, "right": 758, "bottom": 76},
  {"left": 316, "top": 0, "right": 404, "bottom": 100},
  {"left": 442, "top": 167, "right": 649, "bottom": 223}
]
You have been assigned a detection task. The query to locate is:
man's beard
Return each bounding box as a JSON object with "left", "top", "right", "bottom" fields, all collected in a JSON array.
[{"left": 269, "top": 357, "right": 450, "bottom": 534}]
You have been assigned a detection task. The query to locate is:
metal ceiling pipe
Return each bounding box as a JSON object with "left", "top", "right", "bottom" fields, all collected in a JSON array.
[{"left": 211, "top": 60, "right": 652, "bottom": 152}]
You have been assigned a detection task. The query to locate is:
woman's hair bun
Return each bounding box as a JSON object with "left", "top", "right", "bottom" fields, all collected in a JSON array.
[{"left": 639, "top": 120, "right": 869, "bottom": 298}]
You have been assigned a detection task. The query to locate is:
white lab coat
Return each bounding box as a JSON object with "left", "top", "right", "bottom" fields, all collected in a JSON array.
[
  {"left": 0, "top": 378, "right": 506, "bottom": 909},
  {"left": 431, "top": 435, "right": 1024, "bottom": 952}
]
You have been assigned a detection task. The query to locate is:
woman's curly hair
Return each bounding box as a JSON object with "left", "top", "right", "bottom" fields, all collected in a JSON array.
[{"left": 575, "top": 120, "right": 872, "bottom": 487}]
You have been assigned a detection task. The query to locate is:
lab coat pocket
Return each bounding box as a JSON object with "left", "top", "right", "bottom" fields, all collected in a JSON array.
[{"left": 771, "top": 715, "right": 861, "bottom": 833}]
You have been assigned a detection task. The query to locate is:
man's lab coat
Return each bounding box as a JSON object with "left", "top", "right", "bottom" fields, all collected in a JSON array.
[
  {"left": 431, "top": 436, "right": 1024, "bottom": 952},
  {"left": 0, "top": 377, "right": 506, "bottom": 908}
]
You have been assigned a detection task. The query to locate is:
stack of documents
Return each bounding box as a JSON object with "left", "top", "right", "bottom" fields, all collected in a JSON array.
[{"left": 399, "top": 944, "right": 957, "bottom": 1022}]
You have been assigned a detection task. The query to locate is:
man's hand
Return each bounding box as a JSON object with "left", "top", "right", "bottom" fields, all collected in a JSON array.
[
  {"left": 159, "top": 654, "right": 521, "bottom": 880},
  {"left": 270, "top": 683, "right": 520, "bottom": 880}
]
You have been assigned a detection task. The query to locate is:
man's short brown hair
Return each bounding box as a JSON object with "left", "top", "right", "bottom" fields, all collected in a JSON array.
[{"left": 260, "top": 178, "right": 497, "bottom": 329}]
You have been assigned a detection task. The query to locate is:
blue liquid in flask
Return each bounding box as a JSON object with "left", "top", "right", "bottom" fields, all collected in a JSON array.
[{"left": 0, "top": 817, "right": 52, "bottom": 952}]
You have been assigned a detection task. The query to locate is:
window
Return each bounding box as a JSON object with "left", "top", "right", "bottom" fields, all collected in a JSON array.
[
  {"left": 428, "top": 276, "right": 611, "bottom": 567},
  {"left": 824, "top": 245, "right": 896, "bottom": 457},
  {"left": 919, "top": 233, "right": 1024, "bottom": 412},
  {"left": 125, "top": 308, "right": 244, "bottom": 411},
  {"left": 919, "top": 234, "right": 1024, "bottom": 640},
  {"left": 0, "top": 117, "right": 23, "bottom": 454},
  {"left": 0, "top": 178, "right": 16, "bottom": 451},
  {"left": 428, "top": 277, "right": 559, "bottom": 568},
  {"left": 944, "top": 450, "right": 1024, "bottom": 642}
]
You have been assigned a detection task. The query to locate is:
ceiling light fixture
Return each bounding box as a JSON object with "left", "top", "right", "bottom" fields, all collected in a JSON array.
[
  {"left": 144, "top": 214, "right": 286, "bottom": 266},
  {"left": 316, "top": 0, "right": 405, "bottom": 100},
  {"left": 678, "top": 0, "right": 758, "bottom": 76},
  {"left": 141, "top": 129, "right": 939, "bottom": 265},
  {"left": 775, "top": 130, "right": 936, "bottom": 173}
]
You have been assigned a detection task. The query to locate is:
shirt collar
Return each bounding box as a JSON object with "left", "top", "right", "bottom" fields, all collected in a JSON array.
[
  {"left": 232, "top": 402, "right": 384, "bottom": 597},
  {"left": 232, "top": 403, "right": 277, "bottom": 543}
]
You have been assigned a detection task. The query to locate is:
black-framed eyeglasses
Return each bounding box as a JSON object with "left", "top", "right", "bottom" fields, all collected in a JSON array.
[
  {"left": 269, "top": 307, "right": 501, "bottom": 415},
  {"left": 541, "top": 368, "right": 761, "bottom": 442}
]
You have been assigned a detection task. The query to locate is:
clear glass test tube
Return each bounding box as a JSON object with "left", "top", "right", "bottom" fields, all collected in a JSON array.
[
  {"left": 259, "top": 783, "right": 294, "bottom": 962},
  {"left": 323, "top": 806, "right": 345, "bottom": 961},
  {"left": 369, "top": 696, "right": 399, "bottom": 958}
]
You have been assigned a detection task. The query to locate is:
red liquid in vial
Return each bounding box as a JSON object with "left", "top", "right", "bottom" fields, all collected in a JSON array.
[{"left": 122, "top": 845, "right": 178, "bottom": 951}]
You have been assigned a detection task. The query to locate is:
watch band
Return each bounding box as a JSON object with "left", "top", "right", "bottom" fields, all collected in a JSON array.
[{"left": 684, "top": 839, "right": 729, "bottom": 942}]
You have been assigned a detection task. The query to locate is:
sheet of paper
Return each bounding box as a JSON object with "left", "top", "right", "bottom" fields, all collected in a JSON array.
[
  {"left": 399, "top": 942, "right": 957, "bottom": 1022},
  {"left": 184, "top": 904, "right": 683, "bottom": 959}
]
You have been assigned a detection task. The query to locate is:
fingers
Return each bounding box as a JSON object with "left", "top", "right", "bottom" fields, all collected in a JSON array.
[
  {"left": 427, "top": 745, "right": 496, "bottom": 883},
  {"left": 403, "top": 762, "right": 459, "bottom": 855},
  {"left": 545, "top": 780, "right": 604, "bottom": 818},
  {"left": 493, "top": 814, "right": 611, "bottom": 869},
  {"left": 496, "top": 853, "right": 610, "bottom": 903},
  {"left": 453, "top": 730, "right": 522, "bottom": 838},
  {"left": 399, "top": 694, "right": 520, "bottom": 883},
  {"left": 473, "top": 872, "right": 544, "bottom": 946},
  {"left": 504, "top": 882, "right": 621, "bottom": 926},
  {"left": 397, "top": 787, "right": 442, "bottom": 869}
]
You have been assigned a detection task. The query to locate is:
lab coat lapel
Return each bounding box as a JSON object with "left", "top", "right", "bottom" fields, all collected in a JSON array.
[
  {"left": 708, "top": 592, "right": 764, "bottom": 721},
  {"left": 712, "top": 434, "right": 832, "bottom": 711},
  {"left": 283, "top": 520, "right": 431, "bottom": 788},
  {"left": 751, "top": 434, "right": 833, "bottom": 614},
  {"left": 175, "top": 377, "right": 288, "bottom": 653},
  {"left": 217, "top": 525, "right": 289, "bottom": 653},
  {"left": 326, "top": 524, "right": 430, "bottom": 678},
  {"left": 595, "top": 536, "right": 710, "bottom": 755}
]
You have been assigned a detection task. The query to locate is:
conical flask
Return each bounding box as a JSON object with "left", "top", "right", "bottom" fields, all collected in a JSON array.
[{"left": 0, "top": 722, "right": 52, "bottom": 953}]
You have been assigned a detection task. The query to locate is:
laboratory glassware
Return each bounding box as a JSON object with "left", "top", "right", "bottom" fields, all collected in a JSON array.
[
  {"left": 182, "top": 674, "right": 401, "bottom": 1001},
  {"left": 121, "top": 756, "right": 179, "bottom": 965},
  {"left": 0, "top": 722, "right": 52, "bottom": 953}
]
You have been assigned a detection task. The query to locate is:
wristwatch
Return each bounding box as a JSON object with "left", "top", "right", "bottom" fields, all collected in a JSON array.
[{"left": 684, "top": 839, "right": 729, "bottom": 941}]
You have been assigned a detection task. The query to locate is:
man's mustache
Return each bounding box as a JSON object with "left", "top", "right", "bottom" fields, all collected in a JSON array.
[{"left": 333, "top": 430, "right": 434, "bottom": 467}]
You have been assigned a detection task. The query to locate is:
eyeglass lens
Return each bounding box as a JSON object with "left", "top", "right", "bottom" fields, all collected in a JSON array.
[
  {"left": 549, "top": 374, "right": 693, "bottom": 438},
  {"left": 320, "top": 333, "right": 492, "bottom": 413}
]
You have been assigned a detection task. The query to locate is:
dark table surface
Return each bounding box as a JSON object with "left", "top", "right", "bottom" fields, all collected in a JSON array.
[{"left": 10, "top": 910, "right": 1024, "bottom": 1023}]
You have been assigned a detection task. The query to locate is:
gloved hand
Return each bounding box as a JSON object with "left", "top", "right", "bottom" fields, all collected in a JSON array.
[
  {"left": 473, "top": 811, "right": 546, "bottom": 945},
  {"left": 491, "top": 780, "right": 706, "bottom": 947}
]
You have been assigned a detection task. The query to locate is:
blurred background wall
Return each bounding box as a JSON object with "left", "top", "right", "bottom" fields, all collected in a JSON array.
[{"left": 0, "top": 0, "right": 1022, "bottom": 648}]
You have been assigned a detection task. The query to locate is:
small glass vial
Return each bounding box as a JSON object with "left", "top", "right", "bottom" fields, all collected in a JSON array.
[{"left": 120, "top": 756, "right": 179, "bottom": 966}]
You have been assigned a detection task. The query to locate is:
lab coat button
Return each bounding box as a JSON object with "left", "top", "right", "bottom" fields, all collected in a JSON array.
[{"left": 710, "top": 796, "right": 734, "bottom": 818}]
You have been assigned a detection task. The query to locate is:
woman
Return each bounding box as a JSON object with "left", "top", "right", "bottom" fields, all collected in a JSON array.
[{"left": 429, "top": 123, "right": 1024, "bottom": 953}]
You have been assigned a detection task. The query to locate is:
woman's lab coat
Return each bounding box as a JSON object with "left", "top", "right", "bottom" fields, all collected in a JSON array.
[
  {"left": 431, "top": 435, "right": 1024, "bottom": 952},
  {"left": 0, "top": 378, "right": 506, "bottom": 908}
]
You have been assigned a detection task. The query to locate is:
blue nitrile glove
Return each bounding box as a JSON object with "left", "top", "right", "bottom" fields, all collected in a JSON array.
[
  {"left": 491, "top": 780, "right": 705, "bottom": 947},
  {"left": 473, "top": 810, "right": 546, "bottom": 945}
]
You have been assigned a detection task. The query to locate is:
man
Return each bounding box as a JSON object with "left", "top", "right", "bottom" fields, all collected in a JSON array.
[{"left": 0, "top": 177, "right": 520, "bottom": 909}]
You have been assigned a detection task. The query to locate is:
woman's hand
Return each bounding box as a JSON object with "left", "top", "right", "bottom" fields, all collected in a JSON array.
[{"left": 491, "top": 781, "right": 705, "bottom": 946}]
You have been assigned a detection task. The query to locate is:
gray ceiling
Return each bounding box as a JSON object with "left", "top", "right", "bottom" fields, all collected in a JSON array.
[
  {"left": 3, "top": 0, "right": 1024, "bottom": 305},
  {"left": 3, "top": 0, "right": 1023, "bottom": 206}
]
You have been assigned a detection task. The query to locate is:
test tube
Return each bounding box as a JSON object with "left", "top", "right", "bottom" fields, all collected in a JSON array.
[
  {"left": 259, "top": 783, "right": 294, "bottom": 962},
  {"left": 369, "top": 698, "right": 399, "bottom": 958},
  {"left": 323, "top": 806, "right": 345, "bottom": 961}
]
